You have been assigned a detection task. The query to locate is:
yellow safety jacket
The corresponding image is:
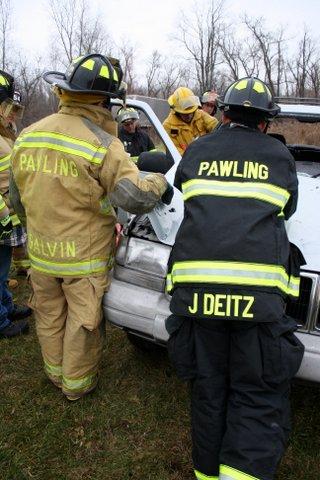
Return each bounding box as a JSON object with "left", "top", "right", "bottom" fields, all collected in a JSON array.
[
  {"left": 163, "top": 109, "right": 218, "bottom": 155},
  {"left": 10, "top": 102, "right": 167, "bottom": 277},
  {"left": 0, "top": 125, "right": 20, "bottom": 227}
]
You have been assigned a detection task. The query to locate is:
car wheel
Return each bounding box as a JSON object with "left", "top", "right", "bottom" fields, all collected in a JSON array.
[{"left": 126, "top": 332, "right": 164, "bottom": 353}]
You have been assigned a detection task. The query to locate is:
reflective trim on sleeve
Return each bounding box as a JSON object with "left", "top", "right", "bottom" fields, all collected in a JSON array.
[
  {"left": 100, "top": 196, "right": 112, "bottom": 215},
  {"left": 168, "top": 260, "right": 300, "bottom": 297},
  {"left": 62, "top": 372, "right": 98, "bottom": 394},
  {"left": 220, "top": 464, "right": 259, "bottom": 480},
  {"left": 194, "top": 469, "right": 219, "bottom": 479},
  {"left": 0, "top": 196, "right": 6, "bottom": 213},
  {"left": 182, "top": 179, "right": 290, "bottom": 210},
  {"left": 10, "top": 213, "right": 21, "bottom": 226},
  {"left": 0, "top": 154, "right": 10, "bottom": 171},
  {"left": 14, "top": 131, "right": 107, "bottom": 165},
  {"left": 28, "top": 252, "right": 109, "bottom": 276}
]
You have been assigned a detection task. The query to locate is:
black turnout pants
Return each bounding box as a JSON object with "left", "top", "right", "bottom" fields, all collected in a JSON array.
[{"left": 166, "top": 315, "right": 304, "bottom": 480}]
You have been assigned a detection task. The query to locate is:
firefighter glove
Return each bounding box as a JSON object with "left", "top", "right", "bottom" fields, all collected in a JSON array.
[{"left": 161, "top": 183, "right": 174, "bottom": 205}]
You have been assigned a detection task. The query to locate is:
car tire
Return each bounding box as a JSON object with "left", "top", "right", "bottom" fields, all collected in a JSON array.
[{"left": 126, "top": 332, "right": 164, "bottom": 353}]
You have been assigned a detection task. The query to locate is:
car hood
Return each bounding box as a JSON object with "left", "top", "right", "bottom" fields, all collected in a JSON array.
[{"left": 286, "top": 174, "right": 320, "bottom": 272}]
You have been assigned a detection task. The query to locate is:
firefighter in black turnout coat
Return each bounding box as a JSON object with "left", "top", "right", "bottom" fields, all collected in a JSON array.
[{"left": 166, "top": 77, "right": 305, "bottom": 480}]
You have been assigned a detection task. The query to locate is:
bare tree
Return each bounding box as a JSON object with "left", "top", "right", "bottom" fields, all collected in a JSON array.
[
  {"left": 146, "top": 50, "right": 162, "bottom": 97},
  {"left": 308, "top": 59, "right": 320, "bottom": 97},
  {"left": 116, "top": 40, "right": 138, "bottom": 94},
  {"left": 159, "top": 62, "right": 188, "bottom": 98},
  {"left": 244, "top": 16, "right": 287, "bottom": 96},
  {"left": 289, "top": 31, "right": 316, "bottom": 97},
  {"left": 13, "top": 57, "right": 52, "bottom": 127},
  {"left": 174, "top": 0, "right": 225, "bottom": 92},
  {"left": 49, "top": 0, "right": 113, "bottom": 68},
  {"left": 0, "top": 0, "right": 12, "bottom": 70},
  {"left": 219, "top": 30, "right": 261, "bottom": 81}
]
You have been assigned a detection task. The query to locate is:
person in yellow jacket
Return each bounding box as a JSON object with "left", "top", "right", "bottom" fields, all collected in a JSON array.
[
  {"left": 10, "top": 53, "right": 172, "bottom": 400},
  {"left": 163, "top": 87, "right": 218, "bottom": 155},
  {"left": 0, "top": 70, "right": 31, "bottom": 339},
  {"left": 0, "top": 88, "right": 30, "bottom": 277}
]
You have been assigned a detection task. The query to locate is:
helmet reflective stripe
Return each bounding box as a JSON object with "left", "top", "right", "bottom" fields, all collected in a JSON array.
[
  {"left": 63, "top": 372, "right": 97, "bottom": 393},
  {"left": 100, "top": 65, "right": 110, "bottom": 78},
  {"left": 29, "top": 252, "right": 109, "bottom": 276},
  {"left": 253, "top": 80, "right": 265, "bottom": 93},
  {"left": 194, "top": 469, "right": 219, "bottom": 479},
  {"left": 167, "top": 260, "right": 300, "bottom": 297},
  {"left": 234, "top": 79, "right": 248, "bottom": 91},
  {"left": 182, "top": 179, "right": 290, "bottom": 210},
  {"left": 15, "top": 131, "right": 107, "bottom": 165},
  {"left": 0, "top": 154, "right": 10, "bottom": 172},
  {"left": 81, "top": 59, "right": 95, "bottom": 71},
  {"left": 113, "top": 68, "right": 118, "bottom": 82},
  {"left": 220, "top": 464, "right": 259, "bottom": 480},
  {"left": 0, "top": 75, "right": 9, "bottom": 87}
]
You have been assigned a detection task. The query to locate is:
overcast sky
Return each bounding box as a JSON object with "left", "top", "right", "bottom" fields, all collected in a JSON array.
[{"left": 12, "top": 0, "right": 320, "bottom": 68}]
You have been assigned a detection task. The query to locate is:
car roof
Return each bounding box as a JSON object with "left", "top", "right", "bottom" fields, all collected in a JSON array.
[{"left": 278, "top": 103, "right": 320, "bottom": 122}]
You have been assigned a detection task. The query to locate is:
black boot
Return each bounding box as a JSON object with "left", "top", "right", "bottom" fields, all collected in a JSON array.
[
  {"left": 0, "top": 319, "right": 29, "bottom": 338},
  {"left": 8, "top": 304, "right": 32, "bottom": 321}
]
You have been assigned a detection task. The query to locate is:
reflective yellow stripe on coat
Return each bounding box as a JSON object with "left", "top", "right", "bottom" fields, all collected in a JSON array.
[
  {"left": 219, "top": 464, "right": 259, "bottom": 480},
  {"left": 166, "top": 260, "right": 300, "bottom": 297},
  {"left": 0, "top": 196, "right": 6, "bottom": 214},
  {"left": 182, "top": 179, "right": 290, "bottom": 210},
  {"left": 14, "top": 131, "right": 107, "bottom": 165},
  {"left": 0, "top": 153, "right": 10, "bottom": 172},
  {"left": 194, "top": 469, "right": 219, "bottom": 479},
  {"left": 29, "top": 252, "right": 109, "bottom": 276}
]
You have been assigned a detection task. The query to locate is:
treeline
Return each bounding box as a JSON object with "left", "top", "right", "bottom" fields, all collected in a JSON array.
[{"left": 1, "top": 0, "right": 319, "bottom": 127}]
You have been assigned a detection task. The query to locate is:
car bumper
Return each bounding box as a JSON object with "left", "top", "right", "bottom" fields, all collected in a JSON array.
[
  {"left": 103, "top": 278, "right": 170, "bottom": 343},
  {"left": 103, "top": 278, "right": 320, "bottom": 383}
]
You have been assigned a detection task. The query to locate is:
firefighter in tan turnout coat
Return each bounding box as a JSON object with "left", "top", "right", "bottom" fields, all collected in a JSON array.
[{"left": 10, "top": 54, "right": 170, "bottom": 400}]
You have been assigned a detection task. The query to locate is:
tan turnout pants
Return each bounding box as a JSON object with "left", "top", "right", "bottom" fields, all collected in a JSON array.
[{"left": 29, "top": 270, "right": 109, "bottom": 399}]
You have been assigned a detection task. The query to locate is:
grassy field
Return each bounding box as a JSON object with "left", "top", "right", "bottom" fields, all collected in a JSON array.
[{"left": 1, "top": 278, "right": 320, "bottom": 480}]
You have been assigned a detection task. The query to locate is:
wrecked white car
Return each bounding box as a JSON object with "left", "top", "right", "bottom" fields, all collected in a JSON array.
[{"left": 103, "top": 99, "right": 320, "bottom": 383}]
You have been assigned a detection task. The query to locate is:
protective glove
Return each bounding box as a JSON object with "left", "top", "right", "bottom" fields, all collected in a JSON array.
[
  {"left": 0, "top": 214, "right": 13, "bottom": 240},
  {"left": 161, "top": 183, "right": 174, "bottom": 205}
]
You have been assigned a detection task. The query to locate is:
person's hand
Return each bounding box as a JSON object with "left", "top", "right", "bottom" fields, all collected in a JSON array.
[
  {"left": 0, "top": 214, "right": 13, "bottom": 240},
  {"left": 161, "top": 183, "right": 174, "bottom": 205}
]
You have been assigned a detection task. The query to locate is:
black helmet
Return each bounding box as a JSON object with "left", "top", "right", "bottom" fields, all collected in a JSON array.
[
  {"left": 43, "top": 53, "right": 124, "bottom": 98},
  {"left": 0, "top": 70, "right": 14, "bottom": 104},
  {"left": 218, "top": 77, "right": 280, "bottom": 117}
]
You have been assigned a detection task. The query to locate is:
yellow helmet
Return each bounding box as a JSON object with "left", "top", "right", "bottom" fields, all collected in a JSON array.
[{"left": 168, "top": 87, "right": 200, "bottom": 114}]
